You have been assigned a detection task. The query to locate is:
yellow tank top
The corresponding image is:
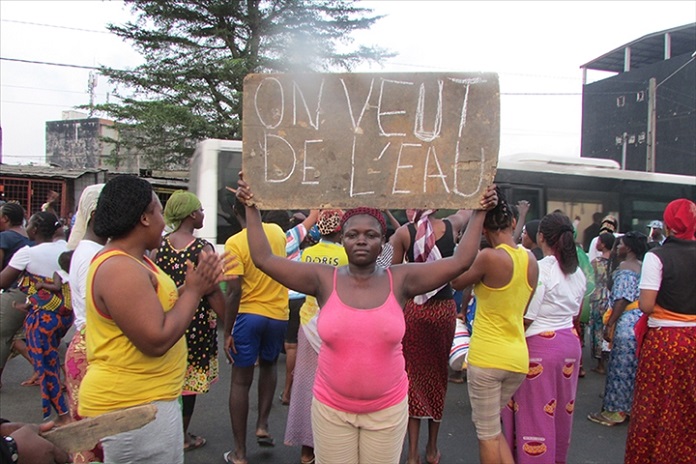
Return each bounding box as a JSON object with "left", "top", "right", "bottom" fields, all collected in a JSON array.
[
  {"left": 298, "top": 240, "right": 349, "bottom": 325},
  {"left": 468, "top": 244, "right": 533, "bottom": 374},
  {"left": 79, "top": 250, "right": 186, "bottom": 417}
]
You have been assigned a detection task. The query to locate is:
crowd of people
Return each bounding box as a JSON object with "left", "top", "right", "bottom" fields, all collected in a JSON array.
[{"left": 0, "top": 174, "right": 694, "bottom": 464}]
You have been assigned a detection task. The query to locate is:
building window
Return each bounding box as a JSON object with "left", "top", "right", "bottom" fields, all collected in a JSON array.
[
  {"left": 616, "top": 96, "right": 626, "bottom": 107},
  {"left": 636, "top": 91, "right": 645, "bottom": 102}
]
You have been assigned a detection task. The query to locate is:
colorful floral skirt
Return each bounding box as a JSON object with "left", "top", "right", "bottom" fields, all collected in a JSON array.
[{"left": 625, "top": 326, "right": 696, "bottom": 463}]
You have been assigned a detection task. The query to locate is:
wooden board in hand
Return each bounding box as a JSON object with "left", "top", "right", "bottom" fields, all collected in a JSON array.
[
  {"left": 41, "top": 404, "right": 157, "bottom": 453},
  {"left": 243, "top": 72, "right": 499, "bottom": 210}
]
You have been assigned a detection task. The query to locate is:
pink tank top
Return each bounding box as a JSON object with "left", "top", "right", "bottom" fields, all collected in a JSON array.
[{"left": 313, "top": 268, "right": 408, "bottom": 414}]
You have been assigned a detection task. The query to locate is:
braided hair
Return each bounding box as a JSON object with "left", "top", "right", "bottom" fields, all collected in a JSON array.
[
  {"left": 29, "top": 211, "right": 62, "bottom": 239},
  {"left": 538, "top": 212, "right": 578, "bottom": 275},
  {"left": 0, "top": 202, "right": 26, "bottom": 226},
  {"left": 93, "top": 175, "right": 154, "bottom": 240},
  {"left": 483, "top": 187, "right": 514, "bottom": 231}
]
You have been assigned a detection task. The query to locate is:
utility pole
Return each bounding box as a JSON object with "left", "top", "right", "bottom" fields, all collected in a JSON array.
[
  {"left": 645, "top": 51, "right": 696, "bottom": 173},
  {"left": 646, "top": 78, "right": 656, "bottom": 172},
  {"left": 88, "top": 72, "right": 98, "bottom": 117}
]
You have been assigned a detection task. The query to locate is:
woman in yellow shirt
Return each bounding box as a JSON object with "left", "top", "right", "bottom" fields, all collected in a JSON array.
[
  {"left": 78, "top": 175, "right": 230, "bottom": 464},
  {"left": 452, "top": 192, "right": 538, "bottom": 464}
]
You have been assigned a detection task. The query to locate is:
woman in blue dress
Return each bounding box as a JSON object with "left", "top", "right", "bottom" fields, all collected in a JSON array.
[{"left": 587, "top": 231, "right": 647, "bottom": 426}]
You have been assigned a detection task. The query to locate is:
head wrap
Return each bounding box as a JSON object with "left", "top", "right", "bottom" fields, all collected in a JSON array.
[
  {"left": 412, "top": 209, "right": 444, "bottom": 304},
  {"left": 663, "top": 198, "right": 696, "bottom": 240},
  {"left": 599, "top": 215, "right": 618, "bottom": 234},
  {"left": 164, "top": 190, "right": 201, "bottom": 231},
  {"left": 317, "top": 209, "right": 344, "bottom": 236},
  {"left": 67, "top": 184, "right": 104, "bottom": 250},
  {"left": 340, "top": 207, "right": 386, "bottom": 236}
]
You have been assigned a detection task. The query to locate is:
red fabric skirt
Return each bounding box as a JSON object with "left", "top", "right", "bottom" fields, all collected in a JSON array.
[
  {"left": 402, "top": 298, "right": 456, "bottom": 420},
  {"left": 625, "top": 326, "right": 696, "bottom": 463}
]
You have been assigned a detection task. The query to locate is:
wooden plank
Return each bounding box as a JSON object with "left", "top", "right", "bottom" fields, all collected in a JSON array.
[
  {"left": 242, "top": 72, "right": 499, "bottom": 209},
  {"left": 41, "top": 404, "right": 157, "bottom": 453}
]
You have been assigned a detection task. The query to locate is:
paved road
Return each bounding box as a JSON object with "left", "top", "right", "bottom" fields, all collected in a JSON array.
[{"left": 0, "top": 328, "right": 628, "bottom": 464}]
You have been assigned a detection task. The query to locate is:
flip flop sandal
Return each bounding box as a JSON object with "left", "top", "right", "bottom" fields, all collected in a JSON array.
[
  {"left": 223, "top": 451, "right": 248, "bottom": 464},
  {"left": 256, "top": 435, "right": 275, "bottom": 447},
  {"left": 587, "top": 411, "right": 623, "bottom": 426},
  {"left": 184, "top": 433, "right": 206, "bottom": 451}
]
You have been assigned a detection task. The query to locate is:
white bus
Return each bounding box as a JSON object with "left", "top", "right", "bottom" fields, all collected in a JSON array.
[{"left": 188, "top": 140, "right": 695, "bottom": 250}]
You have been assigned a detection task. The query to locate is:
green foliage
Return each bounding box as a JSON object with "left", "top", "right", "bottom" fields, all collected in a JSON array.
[{"left": 94, "top": 0, "right": 392, "bottom": 169}]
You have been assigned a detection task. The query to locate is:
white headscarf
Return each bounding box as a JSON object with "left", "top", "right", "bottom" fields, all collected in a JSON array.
[{"left": 67, "top": 184, "right": 104, "bottom": 250}]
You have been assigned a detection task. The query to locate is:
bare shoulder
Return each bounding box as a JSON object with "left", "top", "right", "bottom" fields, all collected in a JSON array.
[
  {"left": 95, "top": 254, "right": 148, "bottom": 282},
  {"left": 390, "top": 223, "right": 410, "bottom": 243}
]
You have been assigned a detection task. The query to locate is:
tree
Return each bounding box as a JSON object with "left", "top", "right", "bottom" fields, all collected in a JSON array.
[{"left": 93, "top": 0, "right": 392, "bottom": 169}]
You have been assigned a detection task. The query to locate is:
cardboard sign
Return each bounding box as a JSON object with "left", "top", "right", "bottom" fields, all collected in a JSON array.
[{"left": 242, "top": 72, "right": 499, "bottom": 209}]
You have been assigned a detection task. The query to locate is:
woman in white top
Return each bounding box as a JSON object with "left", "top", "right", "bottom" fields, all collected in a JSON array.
[
  {"left": 0, "top": 212, "right": 72, "bottom": 425},
  {"left": 502, "top": 212, "right": 586, "bottom": 464},
  {"left": 64, "top": 184, "right": 106, "bottom": 462}
]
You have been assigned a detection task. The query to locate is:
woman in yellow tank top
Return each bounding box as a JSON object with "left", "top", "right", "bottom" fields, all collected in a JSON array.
[
  {"left": 78, "top": 175, "right": 231, "bottom": 464},
  {"left": 452, "top": 192, "right": 538, "bottom": 464}
]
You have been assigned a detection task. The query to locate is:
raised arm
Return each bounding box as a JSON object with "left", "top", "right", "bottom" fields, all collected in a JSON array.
[
  {"left": 301, "top": 209, "right": 320, "bottom": 232},
  {"left": 393, "top": 187, "right": 497, "bottom": 301},
  {"left": 383, "top": 209, "right": 401, "bottom": 231},
  {"left": 236, "top": 173, "right": 331, "bottom": 298},
  {"left": 512, "top": 200, "right": 530, "bottom": 243},
  {"left": 444, "top": 209, "right": 474, "bottom": 237}
]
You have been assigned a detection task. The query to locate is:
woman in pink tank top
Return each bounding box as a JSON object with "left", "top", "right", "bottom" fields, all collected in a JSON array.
[{"left": 235, "top": 174, "right": 498, "bottom": 464}]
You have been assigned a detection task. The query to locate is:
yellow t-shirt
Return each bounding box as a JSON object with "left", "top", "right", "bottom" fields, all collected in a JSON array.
[
  {"left": 299, "top": 240, "right": 348, "bottom": 325},
  {"left": 225, "top": 223, "right": 289, "bottom": 320},
  {"left": 79, "top": 250, "right": 186, "bottom": 417},
  {"left": 468, "top": 244, "right": 533, "bottom": 374}
]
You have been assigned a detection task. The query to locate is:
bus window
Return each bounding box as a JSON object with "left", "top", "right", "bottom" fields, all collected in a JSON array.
[
  {"left": 497, "top": 184, "right": 543, "bottom": 222},
  {"left": 188, "top": 139, "right": 243, "bottom": 252},
  {"left": 216, "top": 149, "right": 243, "bottom": 245}
]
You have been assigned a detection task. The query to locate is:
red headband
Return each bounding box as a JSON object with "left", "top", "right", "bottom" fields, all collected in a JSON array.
[{"left": 341, "top": 207, "right": 387, "bottom": 236}]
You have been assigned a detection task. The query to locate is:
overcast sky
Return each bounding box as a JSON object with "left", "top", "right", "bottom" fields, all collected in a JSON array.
[{"left": 1, "top": 0, "right": 694, "bottom": 164}]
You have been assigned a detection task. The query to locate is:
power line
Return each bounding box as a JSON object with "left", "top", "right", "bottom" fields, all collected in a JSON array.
[
  {"left": 1, "top": 83, "right": 97, "bottom": 95},
  {"left": 502, "top": 92, "right": 581, "bottom": 96},
  {"left": 0, "top": 57, "right": 100, "bottom": 70},
  {"left": 385, "top": 61, "right": 582, "bottom": 81},
  {"left": 1, "top": 19, "right": 111, "bottom": 34},
  {"left": 1, "top": 100, "right": 81, "bottom": 108}
]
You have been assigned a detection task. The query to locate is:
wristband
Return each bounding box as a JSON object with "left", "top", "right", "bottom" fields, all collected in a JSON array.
[{"left": 3, "top": 435, "right": 19, "bottom": 463}]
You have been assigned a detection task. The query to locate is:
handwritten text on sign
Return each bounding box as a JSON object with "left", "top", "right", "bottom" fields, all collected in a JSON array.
[{"left": 242, "top": 73, "right": 499, "bottom": 209}]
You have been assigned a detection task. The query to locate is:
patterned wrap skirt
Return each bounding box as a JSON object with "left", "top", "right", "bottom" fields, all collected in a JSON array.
[
  {"left": 402, "top": 297, "right": 456, "bottom": 420},
  {"left": 603, "top": 309, "right": 640, "bottom": 413},
  {"left": 502, "top": 328, "right": 581, "bottom": 464},
  {"left": 284, "top": 327, "right": 318, "bottom": 447},
  {"left": 625, "top": 325, "right": 696, "bottom": 463},
  {"left": 64, "top": 327, "right": 104, "bottom": 463}
]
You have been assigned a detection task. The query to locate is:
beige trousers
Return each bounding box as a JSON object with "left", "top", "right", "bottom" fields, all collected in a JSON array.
[{"left": 311, "top": 396, "right": 408, "bottom": 464}]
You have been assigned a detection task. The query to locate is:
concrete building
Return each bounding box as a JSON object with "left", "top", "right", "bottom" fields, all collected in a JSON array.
[
  {"left": 580, "top": 23, "right": 696, "bottom": 176},
  {"left": 45, "top": 111, "right": 123, "bottom": 170}
]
